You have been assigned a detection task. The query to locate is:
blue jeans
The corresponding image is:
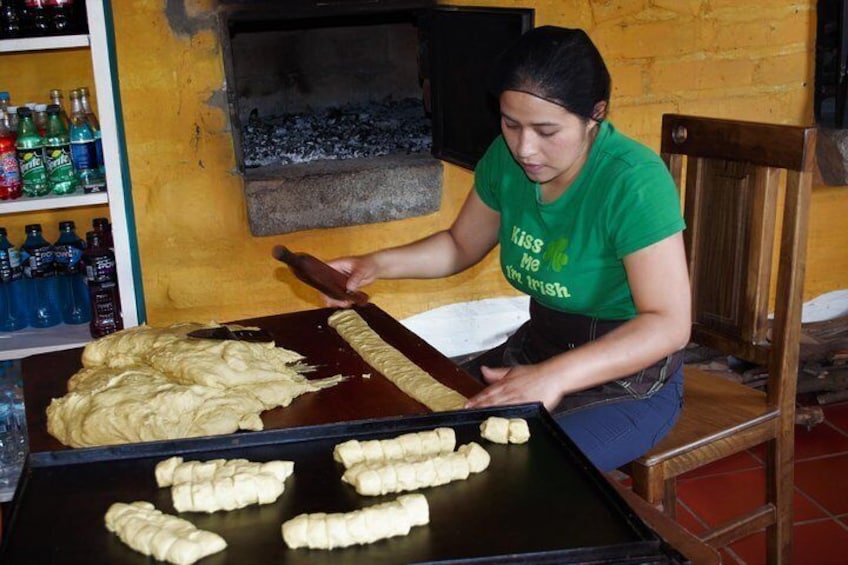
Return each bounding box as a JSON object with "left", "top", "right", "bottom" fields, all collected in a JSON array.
[{"left": 555, "top": 366, "right": 684, "bottom": 472}]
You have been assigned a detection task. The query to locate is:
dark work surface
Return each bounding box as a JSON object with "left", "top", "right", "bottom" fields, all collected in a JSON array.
[
  {"left": 23, "top": 304, "right": 485, "bottom": 454},
  {"left": 2, "top": 405, "right": 671, "bottom": 564}
]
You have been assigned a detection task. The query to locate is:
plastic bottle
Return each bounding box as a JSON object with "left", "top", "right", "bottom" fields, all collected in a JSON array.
[
  {"left": 15, "top": 106, "right": 49, "bottom": 197},
  {"left": 68, "top": 89, "right": 104, "bottom": 193},
  {"left": 49, "top": 88, "right": 70, "bottom": 128},
  {"left": 0, "top": 360, "right": 26, "bottom": 498},
  {"left": 0, "top": 1, "right": 23, "bottom": 38},
  {"left": 84, "top": 230, "right": 122, "bottom": 337},
  {"left": 53, "top": 220, "right": 89, "bottom": 324},
  {"left": 5, "top": 106, "right": 19, "bottom": 136},
  {"left": 0, "top": 91, "right": 9, "bottom": 114},
  {"left": 0, "top": 227, "right": 28, "bottom": 331},
  {"left": 46, "top": 0, "right": 75, "bottom": 35},
  {"left": 78, "top": 86, "right": 104, "bottom": 178},
  {"left": 0, "top": 112, "right": 22, "bottom": 200},
  {"left": 20, "top": 223, "right": 60, "bottom": 328},
  {"left": 43, "top": 104, "right": 76, "bottom": 195},
  {"left": 92, "top": 216, "right": 113, "bottom": 250},
  {"left": 33, "top": 103, "right": 48, "bottom": 136},
  {"left": 23, "top": 0, "right": 48, "bottom": 36}
]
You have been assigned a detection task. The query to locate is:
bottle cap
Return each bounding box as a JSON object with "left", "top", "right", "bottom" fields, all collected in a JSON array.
[
  {"left": 0, "top": 227, "right": 7, "bottom": 236},
  {"left": 0, "top": 92, "right": 9, "bottom": 101},
  {"left": 25, "top": 224, "right": 42, "bottom": 232},
  {"left": 17, "top": 107, "right": 31, "bottom": 118},
  {"left": 49, "top": 89, "right": 63, "bottom": 98},
  {"left": 59, "top": 220, "right": 75, "bottom": 230}
]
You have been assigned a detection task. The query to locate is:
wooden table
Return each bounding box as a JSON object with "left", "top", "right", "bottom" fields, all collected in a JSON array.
[{"left": 18, "top": 304, "right": 718, "bottom": 564}]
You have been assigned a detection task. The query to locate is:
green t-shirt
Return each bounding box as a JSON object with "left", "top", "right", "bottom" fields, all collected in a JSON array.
[{"left": 475, "top": 121, "right": 685, "bottom": 320}]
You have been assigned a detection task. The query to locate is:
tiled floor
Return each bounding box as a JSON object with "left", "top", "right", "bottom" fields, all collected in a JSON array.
[{"left": 670, "top": 400, "right": 848, "bottom": 564}]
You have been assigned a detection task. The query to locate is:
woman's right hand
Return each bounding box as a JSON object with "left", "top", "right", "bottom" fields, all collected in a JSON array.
[{"left": 323, "top": 255, "right": 380, "bottom": 307}]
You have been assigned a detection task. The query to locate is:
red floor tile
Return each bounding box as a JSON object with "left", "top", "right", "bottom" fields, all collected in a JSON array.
[
  {"left": 823, "top": 402, "right": 848, "bottom": 435},
  {"left": 795, "top": 453, "right": 848, "bottom": 515},
  {"left": 729, "top": 519, "right": 848, "bottom": 565},
  {"left": 677, "top": 468, "right": 826, "bottom": 527},
  {"left": 677, "top": 450, "right": 762, "bottom": 480},
  {"left": 794, "top": 421, "right": 848, "bottom": 460}
]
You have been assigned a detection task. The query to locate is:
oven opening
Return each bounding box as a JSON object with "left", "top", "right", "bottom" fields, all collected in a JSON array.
[{"left": 219, "top": 3, "right": 533, "bottom": 236}]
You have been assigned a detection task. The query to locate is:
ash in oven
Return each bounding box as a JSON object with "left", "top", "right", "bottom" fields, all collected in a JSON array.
[{"left": 241, "top": 97, "right": 432, "bottom": 168}]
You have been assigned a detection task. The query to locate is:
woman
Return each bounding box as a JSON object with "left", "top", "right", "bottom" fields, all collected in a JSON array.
[{"left": 324, "top": 26, "right": 691, "bottom": 472}]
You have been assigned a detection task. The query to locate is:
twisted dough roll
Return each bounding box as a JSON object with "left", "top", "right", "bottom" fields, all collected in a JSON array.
[
  {"left": 104, "top": 501, "right": 226, "bottom": 565},
  {"left": 155, "top": 456, "right": 295, "bottom": 513},
  {"left": 342, "top": 442, "right": 490, "bottom": 496},
  {"left": 333, "top": 427, "right": 456, "bottom": 468},
  {"left": 282, "top": 494, "right": 429, "bottom": 549},
  {"left": 479, "top": 417, "right": 531, "bottom": 444}
]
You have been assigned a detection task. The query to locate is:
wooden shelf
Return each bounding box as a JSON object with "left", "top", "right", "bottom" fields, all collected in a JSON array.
[{"left": 0, "top": 34, "right": 89, "bottom": 53}]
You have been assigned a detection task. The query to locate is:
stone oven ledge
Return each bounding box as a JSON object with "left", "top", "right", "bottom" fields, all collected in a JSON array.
[{"left": 244, "top": 153, "right": 443, "bottom": 236}]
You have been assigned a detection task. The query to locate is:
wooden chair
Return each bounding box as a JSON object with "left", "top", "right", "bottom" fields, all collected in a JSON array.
[{"left": 625, "top": 114, "right": 817, "bottom": 563}]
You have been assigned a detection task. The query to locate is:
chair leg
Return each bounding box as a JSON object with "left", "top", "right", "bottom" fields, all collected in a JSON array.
[
  {"left": 663, "top": 479, "right": 677, "bottom": 520},
  {"left": 766, "top": 436, "right": 794, "bottom": 564}
]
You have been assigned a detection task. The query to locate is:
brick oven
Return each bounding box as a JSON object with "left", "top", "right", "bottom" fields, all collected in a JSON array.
[{"left": 217, "top": 0, "right": 532, "bottom": 235}]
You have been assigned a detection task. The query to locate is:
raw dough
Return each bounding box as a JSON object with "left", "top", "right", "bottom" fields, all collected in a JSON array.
[
  {"left": 155, "top": 456, "right": 295, "bottom": 513},
  {"left": 480, "top": 417, "right": 531, "bottom": 444},
  {"left": 104, "top": 501, "right": 226, "bottom": 565},
  {"left": 342, "top": 442, "right": 490, "bottom": 496},
  {"left": 281, "top": 494, "right": 429, "bottom": 549},
  {"left": 328, "top": 310, "right": 466, "bottom": 411},
  {"left": 47, "top": 323, "right": 343, "bottom": 447},
  {"left": 333, "top": 427, "right": 455, "bottom": 468}
]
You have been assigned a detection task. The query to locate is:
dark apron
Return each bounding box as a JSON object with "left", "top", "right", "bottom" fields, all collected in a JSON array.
[{"left": 462, "top": 299, "right": 684, "bottom": 415}]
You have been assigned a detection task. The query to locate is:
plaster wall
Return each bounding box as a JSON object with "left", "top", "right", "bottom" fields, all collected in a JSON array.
[{"left": 83, "top": 0, "right": 848, "bottom": 323}]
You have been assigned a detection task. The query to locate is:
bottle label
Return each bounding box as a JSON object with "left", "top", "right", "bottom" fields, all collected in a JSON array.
[
  {"left": 21, "top": 246, "right": 55, "bottom": 279},
  {"left": 70, "top": 139, "right": 97, "bottom": 171},
  {"left": 85, "top": 253, "right": 116, "bottom": 284},
  {"left": 0, "top": 149, "right": 21, "bottom": 187},
  {"left": 90, "top": 282, "right": 123, "bottom": 336},
  {"left": 0, "top": 248, "right": 23, "bottom": 283},
  {"left": 16, "top": 148, "right": 47, "bottom": 184},
  {"left": 54, "top": 244, "right": 84, "bottom": 275},
  {"left": 44, "top": 143, "right": 74, "bottom": 177}
]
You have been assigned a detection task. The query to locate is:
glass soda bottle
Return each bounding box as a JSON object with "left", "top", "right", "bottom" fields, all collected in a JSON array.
[
  {"left": 0, "top": 111, "right": 22, "bottom": 200},
  {"left": 33, "top": 103, "right": 48, "bottom": 136},
  {"left": 68, "top": 89, "right": 104, "bottom": 193},
  {"left": 43, "top": 104, "right": 76, "bottom": 194},
  {"left": 53, "top": 220, "right": 89, "bottom": 324},
  {"left": 48, "top": 88, "right": 70, "bottom": 129},
  {"left": 15, "top": 106, "right": 49, "bottom": 197},
  {"left": 84, "top": 230, "right": 122, "bottom": 337},
  {"left": 0, "top": 227, "right": 28, "bottom": 331},
  {"left": 77, "top": 86, "right": 104, "bottom": 178},
  {"left": 20, "top": 223, "right": 60, "bottom": 328}
]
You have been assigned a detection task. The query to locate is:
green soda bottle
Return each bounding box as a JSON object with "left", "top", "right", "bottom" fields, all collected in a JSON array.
[
  {"left": 43, "top": 105, "right": 77, "bottom": 195},
  {"left": 15, "top": 107, "right": 48, "bottom": 197}
]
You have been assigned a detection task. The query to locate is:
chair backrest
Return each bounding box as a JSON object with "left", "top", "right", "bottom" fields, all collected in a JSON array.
[{"left": 660, "top": 114, "right": 817, "bottom": 411}]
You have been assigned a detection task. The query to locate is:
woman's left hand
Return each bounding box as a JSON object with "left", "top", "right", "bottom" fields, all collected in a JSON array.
[{"left": 464, "top": 365, "right": 564, "bottom": 411}]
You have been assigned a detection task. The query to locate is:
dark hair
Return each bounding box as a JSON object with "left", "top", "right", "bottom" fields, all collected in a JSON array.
[{"left": 489, "top": 26, "right": 611, "bottom": 121}]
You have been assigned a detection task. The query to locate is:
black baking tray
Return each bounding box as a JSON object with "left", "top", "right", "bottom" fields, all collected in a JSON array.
[{"left": 1, "top": 404, "right": 679, "bottom": 564}]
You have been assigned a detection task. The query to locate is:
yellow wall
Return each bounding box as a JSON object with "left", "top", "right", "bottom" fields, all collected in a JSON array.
[{"left": 100, "top": 0, "right": 847, "bottom": 324}]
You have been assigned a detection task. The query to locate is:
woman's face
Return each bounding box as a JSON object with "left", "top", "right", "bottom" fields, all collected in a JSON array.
[{"left": 499, "top": 90, "right": 597, "bottom": 197}]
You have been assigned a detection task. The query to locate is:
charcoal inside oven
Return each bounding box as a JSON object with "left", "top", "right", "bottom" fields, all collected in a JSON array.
[{"left": 242, "top": 97, "right": 432, "bottom": 168}]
